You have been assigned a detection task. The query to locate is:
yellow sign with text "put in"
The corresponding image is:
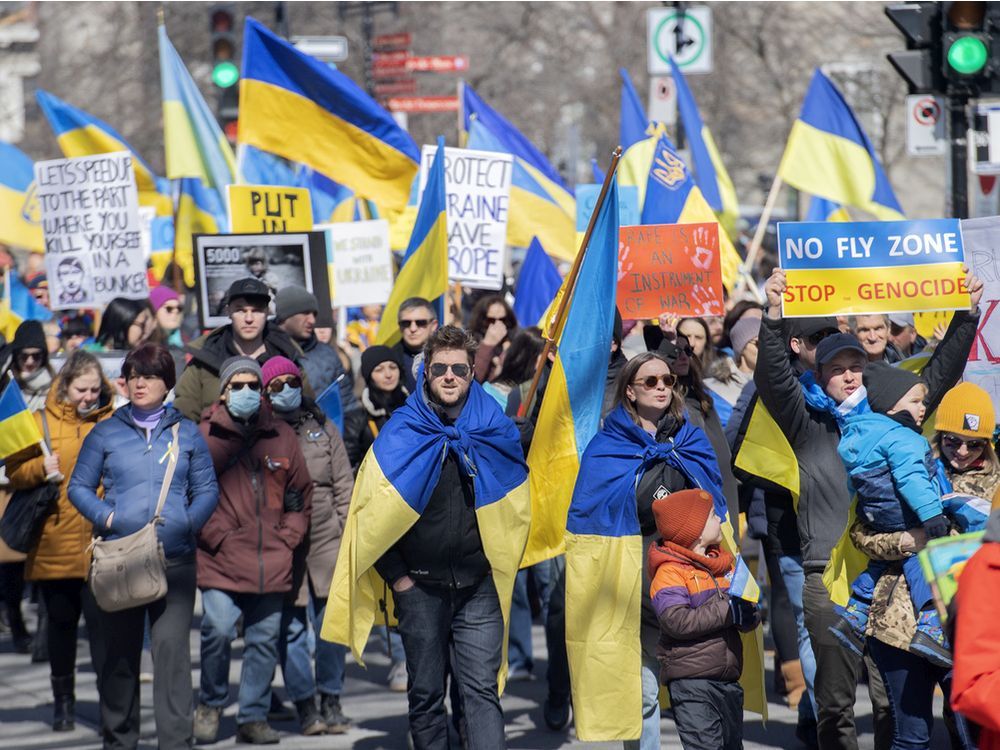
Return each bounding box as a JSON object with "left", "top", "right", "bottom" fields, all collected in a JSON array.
[{"left": 228, "top": 185, "right": 313, "bottom": 233}]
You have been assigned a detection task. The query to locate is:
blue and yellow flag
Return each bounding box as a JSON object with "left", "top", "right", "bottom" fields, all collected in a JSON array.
[
  {"left": 806, "top": 194, "right": 851, "bottom": 222},
  {"left": 619, "top": 68, "right": 648, "bottom": 151},
  {"left": 174, "top": 178, "right": 226, "bottom": 287},
  {"left": 0, "top": 379, "right": 43, "bottom": 461},
  {"left": 462, "top": 85, "right": 577, "bottom": 262},
  {"left": 618, "top": 129, "right": 743, "bottom": 291},
  {"left": 669, "top": 57, "right": 740, "bottom": 239},
  {"left": 778, "top": 69, "right": 904, "bottom": 221},
  {"left": 321, "top": 373, "right": 531, "bottom": 693},
  {"left": 0, "top": 142, "right": 43, "bottom": 252},
  {"left": 375, "top": 138, "right": 449, "bottom": 347},
  {"left": 513, "top": 237, "right": 562, "bottom": 328},
  {"left": 239, "top": 18, "right": 418, "bottom": 210}
]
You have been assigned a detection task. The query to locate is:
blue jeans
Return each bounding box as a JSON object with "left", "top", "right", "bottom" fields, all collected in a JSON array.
[
  {"left": 395, "top": 576, "right": 504, "bottom": 750},
  {"left": 199, "top": 589, "right": 283, "bottom": 724},
  {"left": 508, "top": 559, "right": 556, "bottom": 673},
  {"left": 623, "top": 655, "right": 661, "bottom": 750},
  {"left": 778, "top": 554, "right": 817, "bottom": 714},
  {"left": 279, "top": 591, "right": 347, "bottom": 702}
]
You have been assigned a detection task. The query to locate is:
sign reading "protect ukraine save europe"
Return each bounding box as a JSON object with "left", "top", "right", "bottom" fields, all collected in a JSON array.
[{"left": 777, "top": 219, "right": 968, "bottom": 317}]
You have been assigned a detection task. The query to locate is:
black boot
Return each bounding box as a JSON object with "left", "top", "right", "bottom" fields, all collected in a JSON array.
[{"left": 51, "top": 675, "right": 74, "bottom": 732}]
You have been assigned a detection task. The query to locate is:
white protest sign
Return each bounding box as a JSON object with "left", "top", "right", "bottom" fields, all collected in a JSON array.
[
  {"left": 418, "top": 145, "right": 513, "bottom": 291},
  {"left": 961, "top": 216, "right": 1000, "bottom": 420},
  {"left": 319, "top": 220, "right": 394, "bottom": 307},
  {"left": 34, "top": 151, "right": 147, "bottom": 310}
]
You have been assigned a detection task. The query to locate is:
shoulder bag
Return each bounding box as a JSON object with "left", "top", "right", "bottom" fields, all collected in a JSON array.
[{"left": 0, "top": 411, "right": 59, "bottom": 553}]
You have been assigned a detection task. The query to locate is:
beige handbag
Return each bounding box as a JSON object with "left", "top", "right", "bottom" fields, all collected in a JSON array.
[{"left": 89, "top": 423, "right": 179, "bottom": 613}]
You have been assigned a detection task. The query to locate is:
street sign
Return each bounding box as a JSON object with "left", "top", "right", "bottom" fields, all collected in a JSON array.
[
  {"left": 647, "top": 75, "right": 678, "bottom": 126},
  {"left": 406, "top": 55, "right": 469, "bottom": 73},
  {"left": 647, "top": 6, "right": 713, "bottom": 75},
  {"left": 373, "top": 32, "right": 411, "bottom": 50},
  {"left": 905, "top": 94, "right": 946, "bottom": 156},
  {"left": 375, "top": 79, "right": 418, "bottom": 96},
  {"left": 388, "top": 95, "right": 459, "bottom": 113},
  {"left": 969, "top": 102, "right": 1000, "bottom": 175},
  {"left": 292, "top": 35, "right": 348, "bottom": 63}
]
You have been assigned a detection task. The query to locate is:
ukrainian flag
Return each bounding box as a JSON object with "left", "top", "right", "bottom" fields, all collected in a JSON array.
[
  {"left": 513, "top": 237, "right": 562, "bottom": 328},
  {"left": 806, "top": 194, "right": 851, "bottom": 222},
  {"left": 320, "top": 372, "right": 531, "bottom": 693},
  {"left": 619, "top": 68, "right": 648, "bottom": 151},
  {"left": 462, "top": 85, "right": 577, "bottom": 262},
  {"left": 0, "top": 379, "right": 43, "bottom": 461},
  {"left": 669, "top": 57, "right": 740, "bottom": 240},
  {"left": 618, "top": 128, "right": 743, "bottom": 291},
  {"left": 174, "top": 178, "right": 226, "bottom": 287},
  {"left": 0, "top": 142, "right": 43, "bottom": 252},
  {"left": 778, "top": 69, "right": 904, "bottom": 221},
  {"left": 375, "top": 138, "right": 448, "bottom": 347},
  {"left": 239, "top": 18, "right": 419, "bottom": 211},
  {"left": 522, "top": 177, "right": 619, "bottom": 568}
]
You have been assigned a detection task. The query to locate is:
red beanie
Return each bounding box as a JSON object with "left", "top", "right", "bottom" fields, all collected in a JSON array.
[
  {"left": 651, "top": 489, "right": 715, "bottom": 549},
  {"left": 261, "top": 355, "right": 301, "bottom": 387}
]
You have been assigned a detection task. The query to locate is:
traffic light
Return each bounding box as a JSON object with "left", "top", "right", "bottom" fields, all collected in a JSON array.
[
  {"left": 885, "top": 2, "right": 943, "bottom": 94},
  {"left": 942, "top": 1, "right": 991, "bottom": 86},
  {"left": 210, "top": 5, "right": 239, "bottom": 89}
]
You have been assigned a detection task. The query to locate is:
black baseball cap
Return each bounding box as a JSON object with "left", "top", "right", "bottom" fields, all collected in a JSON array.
[
  {"left": 224, "top": 277, "right": 271, "bottom": 305},
  {"left": 815, "top": 332, "right": 867, "bottom": 366},
  {"left": 787, "top": 316, "right": 840, "bottom": 341}
]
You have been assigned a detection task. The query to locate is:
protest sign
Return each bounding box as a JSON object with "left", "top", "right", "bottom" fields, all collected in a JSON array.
[
  {"left": 34, "top": 151, "right": 147, "bottom": 310},
  {"left": 193, "top": 232, "right": 331, "bottom": 329},
  {"left": 617, "top": 223, "right": 724, "bottom": 319},
  {"left": 228, "top": 185, "right": 313, "bottom": 233},
  {"left": 914, "top": 310, "right": 954, "bottom": 340},
  {"left": 961, "top": 216, "right": 1000, "bottom": 415},
  {"left": 418, "top": 145, "right": 513, "bottom": 291},
  {"left": 777, "top": 219, "right": 967, "bottom": 317},
  {"left": 318, "top": 220, "right": 394, "bottom": 307}
]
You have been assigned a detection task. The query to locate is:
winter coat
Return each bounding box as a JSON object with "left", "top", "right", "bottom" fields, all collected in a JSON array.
[
  {"left": 67, "top": 405, "right": 219, "bottom": 560},
  {"left": 754, "top": 312, "right": 978, "bottom": 573},
  {"left": 392, "top": 340, "right": 421, "bottom": 393},
  {"left": 948, "top": 461, "right": 1000, "bottom": 505},
  {"left": 848, "top": 521, "right": 918, "bottom": 651},
  {"left": 173, "top": 323, "right": 309, "bottom": 422},
  {"left": 280, "top": 404, "right": 353, "bottom": 605},
  {"left": 197, "top": 401, "right": 313, "bottom": 594},
  {"left": 342, "top": 387, "right": 405, "bottom": 471},
  {"left": 6, "top": 375, "right": 115, "bottom": 580},
  {"left": 602, "top": 348, "right": 627, "bottom": 419},
  {"left": 297, "top": 334, "right": 359, "bottom": 415}
]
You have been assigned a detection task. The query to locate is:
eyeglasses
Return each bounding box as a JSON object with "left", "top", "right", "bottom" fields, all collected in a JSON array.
[
  {"left": 806, "top": 330, "right": 837, "bottom": 346},
  {"left": 942, "top": 434, "right": 986, "bottom": 453},
  {"left": 633, "top": 373, "right": 678, "bottom": 389},
  {"left": 399, "top": 318, "right": 432, "bottom": 330},
  {"left": 16, "top": 350, "right": 42, "bottom": 363},
  {"left": 228, "top": 381, "right": 261, "bottom": 392},
  {"left": 428, "top": 362, "right": 471, "bottom": 379},
  {"left": 161, "top": 304, "right": 182, "bottom": 314},
  {"left": 266, "top": 376, "right": 301, "bottom": 394}
]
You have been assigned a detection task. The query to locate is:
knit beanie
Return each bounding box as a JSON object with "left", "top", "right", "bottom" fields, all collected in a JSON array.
[
  {"left": 651, "top": 489, "right": 715, "bottom": 549},
  {"left": 149, "top": 285, "right": 180, "bottom": 313},
  {"left": 935, "top": 382, "right": 996, "bottom": 439},
  {"left": 361, "top": 345, "right": 402, "bottom": 384},
  {"left": 218, "top": 355, "right": 263, "bottom": 394},
  {"left": 12, "top": 320, "right": 47, "bottom": 354},
  {"left": 863, "top": 361, "right": 923, "bottom": 414},
  {"left": 729, "top": 317, "right": 761, "bottom": 361},
  {"left": 261, "top": 355, "right": 301, "bottom": 387},
  {"left": 274, "top": 286, "right": 318, "bottom": 322}
]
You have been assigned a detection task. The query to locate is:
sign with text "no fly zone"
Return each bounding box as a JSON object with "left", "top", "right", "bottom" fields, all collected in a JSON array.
[{"left": 778, "top": 219, "right": 968, "bottom": 317}]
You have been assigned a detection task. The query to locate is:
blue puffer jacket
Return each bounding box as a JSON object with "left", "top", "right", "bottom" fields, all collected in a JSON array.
[
  {"left": 68, "top": 405, "right": 219, "bottom": 559},
  {"left": 838, "top": 411, "right": 942, "bottom": 533}
]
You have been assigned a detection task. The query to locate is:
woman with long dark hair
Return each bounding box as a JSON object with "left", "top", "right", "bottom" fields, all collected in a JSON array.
[
  {"left": 93, "top": 297, "right": 159, "bottom": 351},
  {"left": 469, "top": 294, "right": 519, "bottom": 383},
  {"left": 484, "top": 326, "right": 544, "bottom": 408}
]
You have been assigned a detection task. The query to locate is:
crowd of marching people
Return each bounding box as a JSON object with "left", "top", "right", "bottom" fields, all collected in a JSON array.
[{"left": 3, "top": 249, "right": 1000, "bottom": 750}]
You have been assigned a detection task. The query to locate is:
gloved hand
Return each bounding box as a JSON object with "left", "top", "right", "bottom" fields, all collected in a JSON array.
[
  {"left": 922, "top": 514, "right": 950, "bottom": 539},
  {"left": 283, "top": 487, "right": 304, "bottom": 513},
  {"left": 728, "top": 596, "right": 759, "bottom": 631}
]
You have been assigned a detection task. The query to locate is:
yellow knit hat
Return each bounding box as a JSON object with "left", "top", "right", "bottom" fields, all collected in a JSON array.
[{"left": 934, "top": 382, "right": 996, "bottom": 439}]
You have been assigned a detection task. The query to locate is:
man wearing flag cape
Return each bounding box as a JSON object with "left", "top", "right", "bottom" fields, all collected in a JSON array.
[{"left": 322, "top": 325, "right": 530, "bottom": 749}]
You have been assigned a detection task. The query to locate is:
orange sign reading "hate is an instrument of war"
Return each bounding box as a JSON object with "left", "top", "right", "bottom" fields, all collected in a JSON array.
[{"left": 617, "top": 223, "right": 724, "bottom": 319}]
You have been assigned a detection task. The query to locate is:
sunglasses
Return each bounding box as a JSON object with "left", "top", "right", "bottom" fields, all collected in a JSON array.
[
  {"left": 633, "top": 373, "right": 678, "bottom": 389},
  {"left": 228, "top": 381, "right": 261, "bottom": 392},
  {"left": 399, "top": 318, "right": 432, "bottom": 329},
  {"left": 428, "top": 362, "right": 471, "bottom": 379},
  {"left": 266, "top": 376, "right": 301, "bottom": 394},
  {"left": 673, "top": 345, "right": 695, "bottom": 357},
  {"left": 806, "top": 330, "right": 837, "bottom": 346},
  {"left": 942, "top": 434, "right": 986, "bottom": 452},
  {"left": 486, "top": 316, "right": 511, "bottom": 325},
  {"left": 161, "top": 304, "right": 182, "bottom": 314},
  {"left": 16, "top": 350, "right": 42, "bottom": 363}
]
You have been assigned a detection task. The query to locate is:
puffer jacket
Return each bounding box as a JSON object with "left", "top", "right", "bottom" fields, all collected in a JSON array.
[
  {"left": 67, "top": 404, "right": 219, "bottom": 560},
  {"left": 6, "top": 375, "right": 115, "bottom": 580},
  {"left": 197, "top": 401, "right": 313, "bottom": 594}
]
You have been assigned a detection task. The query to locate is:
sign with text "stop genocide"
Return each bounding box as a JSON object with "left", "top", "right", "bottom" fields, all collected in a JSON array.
[{"left": 777, "top": 219, "right": 968, "bottom": 317}]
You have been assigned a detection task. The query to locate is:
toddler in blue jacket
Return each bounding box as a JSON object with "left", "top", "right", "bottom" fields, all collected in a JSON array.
[{"left": 832, "top": 362, "right": 952, "bottom": 668}]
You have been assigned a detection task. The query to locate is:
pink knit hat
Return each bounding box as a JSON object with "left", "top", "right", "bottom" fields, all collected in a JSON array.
[
  {"left": 261, "top": 356, "right": 301, "bottom": 387},
  {"left": 149, "top": 285, "right": 180, "bottom": 312}
]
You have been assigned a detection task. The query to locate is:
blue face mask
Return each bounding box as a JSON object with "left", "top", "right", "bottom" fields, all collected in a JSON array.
[
  {"left": 226, "top": 387, "right": 261, "bottom": 420},
  {"left": 270, "top": 384, "right": 302, "bottom": 413}
]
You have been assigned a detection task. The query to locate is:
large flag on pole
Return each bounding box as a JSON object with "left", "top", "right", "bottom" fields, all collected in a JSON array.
[
  {"left": 0, "top": 142, "right": 43, "bottom": 252},
  {"left": 619, "top": 68, "right": 648, "bottom": 151},
  {"left": 513, "top": 237, "right": 563, "bottom": 327},
  {"left": 777, "top": 69, "right": 904, "bottom": 220},
  {"left": 239, "top": 17, "right": 419, "bottom": 210}
]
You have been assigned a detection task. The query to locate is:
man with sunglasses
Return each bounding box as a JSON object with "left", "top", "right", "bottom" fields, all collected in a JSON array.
[
  {"left": 755, "top": 267, "right": 983, "bottom": 750},
  {"left": 393, "top": 297, "right": 438, "bottom": 393}
]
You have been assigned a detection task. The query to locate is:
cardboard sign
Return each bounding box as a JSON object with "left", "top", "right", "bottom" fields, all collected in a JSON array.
[
  {"left": 418, "top": 145, "right": 513, "bottom": 291},
  {"left": 961, "top": 216, "right": 1000, "bottom": 417},
  {"left": 35, "top": 151, "right": 147, "bottom": 310},
  {"left": 617, "top": 223, "right": 724, "bottom": 319},
  {"left": 778, "top": 219, "right": 967, "bottom": 318},
  {"left": 318, "top": 220, "right": 394, "bottom": 307},
  {"left": 228, "top": 185, "right": 313, "bottom": 233}
]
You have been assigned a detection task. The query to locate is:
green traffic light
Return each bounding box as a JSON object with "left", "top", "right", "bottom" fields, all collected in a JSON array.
[
  {"left": 212, "top": 61, "right": 239, "bottom": 88},
  {"left": 947, "top": 35, "right": 989, "bottom": 75}
]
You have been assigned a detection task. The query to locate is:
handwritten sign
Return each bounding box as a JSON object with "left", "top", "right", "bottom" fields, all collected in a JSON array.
[
  {"left": 617, "top": 223, "right": 724, "bottom": 318},
  {"left": 961, "top": 216, "right": 1000, "bottom": 419},
  {"left": 778, "top": 219, "right": 967, "bottom": 317},
  {"left": 35, "top": 151, "right": 147, "bottom": 310},
  {"left": 418, "top": 145, "right": 513, "bottom": 291},
  {"left": 228, "top": 185, "right": 313, "bottom": 233},
  {"left": 319, "top": 220, "right": 394, "bottom": 307}
]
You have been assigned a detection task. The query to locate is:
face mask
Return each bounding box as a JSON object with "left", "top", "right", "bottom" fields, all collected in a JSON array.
[
  {"left": 270, "top": 384, "right": 302, "bottom": 413},
  {"left": 226, "top": 387, "right": 261, "bottom": 420},
  {"left": 77, "top": 400, "right": 99, "bottom": 417}
]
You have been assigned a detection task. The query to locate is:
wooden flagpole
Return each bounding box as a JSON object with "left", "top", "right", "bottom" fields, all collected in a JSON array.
[
  {"left": 518, "top": 145, "right": 623, "bottom": 418},
  {"left": 734, "top": 173, "right": 783, "bottom": 301}
]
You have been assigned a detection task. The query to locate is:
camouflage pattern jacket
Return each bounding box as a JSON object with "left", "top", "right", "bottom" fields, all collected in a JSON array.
[{"left": 849, "top": 521, "right": 916, "bottom": 651}]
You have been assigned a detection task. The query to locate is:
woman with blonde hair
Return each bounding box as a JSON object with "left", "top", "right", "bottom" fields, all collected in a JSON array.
[{"left": 933, "top": 382, "right": 1000, "bottom": 502}]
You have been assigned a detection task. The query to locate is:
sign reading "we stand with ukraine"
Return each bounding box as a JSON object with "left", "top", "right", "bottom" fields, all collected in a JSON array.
[{"left": 777, "top": 219, "right": 969, "bottom": 317}]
